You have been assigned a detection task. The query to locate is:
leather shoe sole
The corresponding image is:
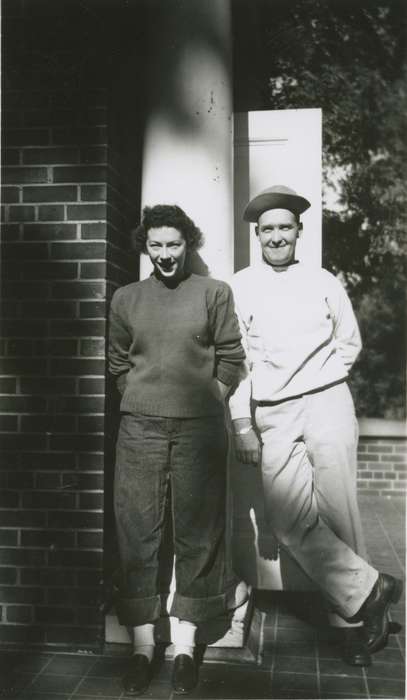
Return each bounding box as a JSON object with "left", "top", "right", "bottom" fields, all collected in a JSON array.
[
  {"left": 123, "top": 654, "right": 151, "bottom": 696},
  {"left": 172, "top": 654, "right": 198, "bottom": 694}
]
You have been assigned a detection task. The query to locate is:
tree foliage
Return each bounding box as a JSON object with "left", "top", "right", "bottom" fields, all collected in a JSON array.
[{"left": 261, "top": 0, "right": 407, "bottom": 418}]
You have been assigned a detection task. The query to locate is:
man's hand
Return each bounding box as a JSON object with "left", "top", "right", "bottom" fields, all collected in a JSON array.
[{"left": 233, "top": 419, "right": 261, "bottom": 465}]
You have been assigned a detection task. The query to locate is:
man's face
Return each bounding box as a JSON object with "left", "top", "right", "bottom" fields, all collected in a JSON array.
[
  {"left": 146, "top": 227, "right": 187, "bottom": 280},
  {"left": 256, "top": 208, "right": 301, "bottom": 268}
]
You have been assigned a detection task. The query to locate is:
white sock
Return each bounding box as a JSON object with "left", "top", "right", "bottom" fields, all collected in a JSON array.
[
  {"left": 173, "top": 620, "right": 197, "bottom": 659},
  {"left": 133, "top": 623, "right": 155, "bottom": 662}
]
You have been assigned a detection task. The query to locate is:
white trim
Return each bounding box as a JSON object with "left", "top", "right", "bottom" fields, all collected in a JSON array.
[{"left": 358, "top": 418, "right": 406, "bottom": 438}]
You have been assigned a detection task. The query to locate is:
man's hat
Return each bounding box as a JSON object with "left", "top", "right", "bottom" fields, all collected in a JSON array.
[{"left": 243, "top": 185, "right": 311, "bottom": 222}]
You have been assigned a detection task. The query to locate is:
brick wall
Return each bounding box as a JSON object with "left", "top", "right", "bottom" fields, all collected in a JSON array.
[
  {"left": 0, "top": 0, "right": 140, "bottom": 647},
  {"left": 357, "top": 437, "right": 406, "bottom": 497}
]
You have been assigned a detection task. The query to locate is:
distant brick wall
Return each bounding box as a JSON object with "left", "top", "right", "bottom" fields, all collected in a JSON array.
[
  {"left": 0, "top": 0, "right": 139, "bottom": 648},
  {"left": 357, "top": 437, "right": 406, "bottom": 497}
]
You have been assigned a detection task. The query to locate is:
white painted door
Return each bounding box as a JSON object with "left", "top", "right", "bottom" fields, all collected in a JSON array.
[
  {"left": 233, "top": 108, "right": 322, "bottom": 272},
  {"left": 231, "top": 108, "right": 322, "bottom": 590}
]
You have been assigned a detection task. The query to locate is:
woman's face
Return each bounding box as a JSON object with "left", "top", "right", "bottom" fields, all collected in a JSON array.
[{"left": 146, "top": 227, "right": 187, "bottom": 280}]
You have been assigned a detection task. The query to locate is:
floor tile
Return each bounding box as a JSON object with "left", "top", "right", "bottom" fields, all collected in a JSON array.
[
  {"left": 367, "top": 676, "right": 405, "bottom": 698},
  {"left": 0, "top": 671, "right": 35, "bottom": 697},
  {"left": 42, "top": 653, "right": 96, "bottom": 676},
  {"left": 320, "top": 673, "right": 367, "bottom": 696},
  {"left": 271, "top": 641, "right": 317, "bottom": 658},
  {"left": 276, "top": 626, "right": 317, "bottom": 643},
  {"left": 193, "top": 665, "right": 272, "bottom": 699},
  {"left": 370, "top": 645, "right": 404, "bottom": 664},
  {"left": 19, "top": 694, "right": 71, "bottom": 700},
  {"left": 322, "top": 694, "right": 368, "bottom": 699},
  {"left": 1, "top": 652, "right": 52, "bottom": 675},
  {"left": 273, "top": 654, "right": 317, "bottom": 675},
  {"left": 268, "top": 691, "right": 319, "bottom": 699},
  {"left": 73, "top": 697, "right": 122, "bottom": 700},
  {"left": 27, "top": 673, "right": 80, "bottom": 694},
  {"left": 318, "top": 657, "right": 364, "bottom": 677},
  {"left": 271, "top": 670, "right": 318, "bottom": 696},
  {"left": 140, "top": 680, "right": 173, "bottom": 698},
  {"left": 87, "top": 656, "right": 129, "bottom": 677},
  {"left": 73, "top": 675, "right": 125, "bottom": 696},
  {"left": 366, "top": 660, "right": 406, "bottom": 679}
]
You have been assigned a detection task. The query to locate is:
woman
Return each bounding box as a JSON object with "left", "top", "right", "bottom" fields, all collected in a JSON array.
[{"left": 109, "top": 204, "right": 245, "bottom": 695}]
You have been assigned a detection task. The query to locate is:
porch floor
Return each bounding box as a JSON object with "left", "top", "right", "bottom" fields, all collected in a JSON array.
[{"left": 0, "top": 496, "right": 404, "bottom": 700}]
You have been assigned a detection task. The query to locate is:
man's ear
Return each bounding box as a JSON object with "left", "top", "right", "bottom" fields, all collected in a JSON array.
[
  {"left": 297, "top": 222, "right": 303, "bottom": 237},
  {"left": 255, "top": 225, "right": 259, "bottom": 237}
]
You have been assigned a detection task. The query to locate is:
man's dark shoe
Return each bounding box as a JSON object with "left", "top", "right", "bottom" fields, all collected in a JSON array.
[
  {"left": 358, "top": 573, "right": 403, "bottom": 653},
  {"left": 123, "top": 654, "right": 151, "bottom": 696},
  {"left": 172, "top": 654, "right": 198, "bottom": 694},
  {"left": 339, "top": 627, "right": 371, "bottom": 666}
]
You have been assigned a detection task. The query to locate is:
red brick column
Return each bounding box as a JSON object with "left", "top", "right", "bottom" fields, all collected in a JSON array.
[{"left": 0, "top": 0, "right": 139, "bottom": 647}]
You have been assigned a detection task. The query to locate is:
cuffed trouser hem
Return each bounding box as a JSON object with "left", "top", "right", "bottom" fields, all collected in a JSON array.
[
  {"left": 116, "top": 594, "right": 161, "bottom": 626},
  {"left": 337, "top": 568, "right": 379, "bottom": 620},
  {"left": 328, "top": 611, "right": 362, "bottom": 628},
  {"left": 170, "top": 579, "right": 247, "bottom": 623},
  {"left": 170, "top": 592, "right": 227, "bottom": 623}
]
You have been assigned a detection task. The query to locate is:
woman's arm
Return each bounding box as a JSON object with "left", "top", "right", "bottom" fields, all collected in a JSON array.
[{"left": 108, "top": 289, "right": 133, "bottom": 394}]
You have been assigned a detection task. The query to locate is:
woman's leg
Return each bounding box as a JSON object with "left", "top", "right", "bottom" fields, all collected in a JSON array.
[
  {"left": 169, "top": 415, "right": 237, "bottom": 623},
  {"left": 114, "top": 413, "right": 169, "bottom": 627}
]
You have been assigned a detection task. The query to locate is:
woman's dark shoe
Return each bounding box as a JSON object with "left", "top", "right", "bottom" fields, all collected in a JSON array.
[
  {"left": 172, "top": 654, "right": 198, "bottom": 694},
  {"left": 339, "top": 627, "right": 371, "bottom": 666},
  {"left": 123, "top": 654, "right": 151, "bottom": 696},
  {"left": 357, "top": 573, "right": 403, "bottom": 653}
]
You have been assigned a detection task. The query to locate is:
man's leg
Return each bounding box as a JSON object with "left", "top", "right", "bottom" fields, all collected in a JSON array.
[
  {"left": 257, "top": 398, "right": 378, "bottom": 620},
  {"left": 304, "top": 382, "right": 370, "bottom": 664},
  {"left": 305, "top": 383, "right": 403, "bottom": 655},
  {"left": 305, "top": 383, "right": 367, "bottom": 561}
]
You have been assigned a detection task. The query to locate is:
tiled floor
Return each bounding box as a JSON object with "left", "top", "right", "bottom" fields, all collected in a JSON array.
[{"left": 0, "top": 496, "right": 404, "bottom": 700}]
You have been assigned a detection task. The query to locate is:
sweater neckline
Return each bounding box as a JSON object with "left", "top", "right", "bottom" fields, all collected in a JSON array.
[
  {"left": 259, "top": 259, "right": 301, "bottom": 275},
  {"left": 150, "top": 271, "right": 192, "bottom": 290}
]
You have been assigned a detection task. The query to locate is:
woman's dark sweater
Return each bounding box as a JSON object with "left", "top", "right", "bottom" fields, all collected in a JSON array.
[{"left": 108, "top": 273, "right": 245, "bottom": 417}]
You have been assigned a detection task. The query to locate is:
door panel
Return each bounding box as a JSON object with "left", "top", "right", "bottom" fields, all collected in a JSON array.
[{"left": 234, "top": 108, "right": 322, "bottom": 271}]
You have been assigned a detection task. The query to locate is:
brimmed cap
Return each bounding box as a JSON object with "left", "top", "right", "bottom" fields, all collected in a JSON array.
[{"left": 243, "top": 185, "right": 311, "bottom": 222}]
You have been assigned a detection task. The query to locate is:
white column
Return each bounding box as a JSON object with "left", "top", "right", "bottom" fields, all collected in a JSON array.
[{"left": 140, "top": 0, "right": 233, "bottom": 281}]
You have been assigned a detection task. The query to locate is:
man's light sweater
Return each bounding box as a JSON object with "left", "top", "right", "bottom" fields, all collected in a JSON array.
[
  {"left": 228, "top": 261, "right": 362, "bottom": 420},
  {"left": 109, "top": 273, "right": 245, "bottom": 418}
]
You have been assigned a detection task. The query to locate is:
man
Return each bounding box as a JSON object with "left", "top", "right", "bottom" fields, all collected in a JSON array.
[{"left": 228, "top": 185, "right": 402, "bottom": 667}]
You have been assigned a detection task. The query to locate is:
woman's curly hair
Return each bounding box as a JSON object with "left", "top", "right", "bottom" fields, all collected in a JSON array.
[{"left": 132, "top": 204, "right": 204, "bottom": 254}]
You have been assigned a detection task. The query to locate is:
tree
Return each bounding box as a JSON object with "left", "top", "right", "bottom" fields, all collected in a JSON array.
[{"left": 254, "top": 0, "right": 407, "bottom": 418}]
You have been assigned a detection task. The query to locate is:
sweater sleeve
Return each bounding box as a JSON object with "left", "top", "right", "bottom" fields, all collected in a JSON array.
[
  {"left": 207, "top": 282, "right": 246, "bottom": 386},
  {"left": 108, "top": 288, "right": 133, "bottom": 393},
  {"left": 325, "top": 272, "right": 362, "bottom": 371}
]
